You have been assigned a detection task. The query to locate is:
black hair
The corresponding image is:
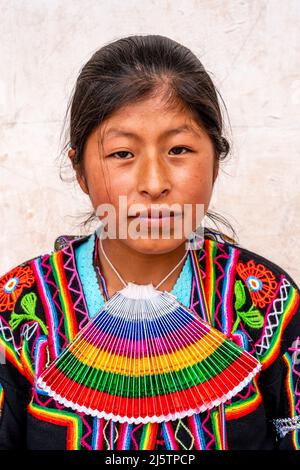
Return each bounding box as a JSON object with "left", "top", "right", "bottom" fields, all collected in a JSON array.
[{"left": 58, "top": 34, "right": 238, "bottom": 244}]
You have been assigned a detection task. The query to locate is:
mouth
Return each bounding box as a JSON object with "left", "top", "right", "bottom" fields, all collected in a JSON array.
[
  {"left": 128, "top": 215, "right": 179, "bottom": 230},
  {"left": 128, "top": 207, "right": 182, "bottom": 219},
  {"left": 135, "top": 214, "right": 177, "bottom": 220},
  {"left": 127, "top": 210, "right": 182, "bottom": 231}
]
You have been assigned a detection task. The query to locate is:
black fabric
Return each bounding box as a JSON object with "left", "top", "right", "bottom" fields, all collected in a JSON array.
[
  {"left": 0, "top": 231, "right": 299, "bottom": 450},
  {"left": 0, "top": 364, "right": 31, "bottom": 449}
]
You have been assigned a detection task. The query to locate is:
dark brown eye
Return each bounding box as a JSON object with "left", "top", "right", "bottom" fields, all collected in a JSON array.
[
  {"left": 169, "top": 146, "right": 190, "bottom": 155},
  {"left": 110, "top": 151, "right": 133, "bottom": 159}
]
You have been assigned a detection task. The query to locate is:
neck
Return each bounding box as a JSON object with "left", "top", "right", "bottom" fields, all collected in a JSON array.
[{"left": 97, "top": 238, "right": 188, "bottom": 296}]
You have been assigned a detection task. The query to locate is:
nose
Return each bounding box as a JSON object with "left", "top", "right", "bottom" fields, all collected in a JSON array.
[{"left": 136, "top": 154, "right": 171, "bottom": 200}]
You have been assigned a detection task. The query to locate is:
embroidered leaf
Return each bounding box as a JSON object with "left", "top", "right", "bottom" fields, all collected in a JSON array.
[
  {"left": 20, "top": 292, "right": 36, "bottom": 315},
  {"left": 238, "top": 309, "right": 264, "bottom": 329},
  {"left": 232, "top": 279, "right": 264, "bottom": 332},
  {"left": 9, "top": 292, "right": 48, "bottom": 335},
  {"left": 9, "top": 313, "right": 30, "bottom": 330},
  {"left": 234, "top": 280, "right": 246, "bottom": 311}
]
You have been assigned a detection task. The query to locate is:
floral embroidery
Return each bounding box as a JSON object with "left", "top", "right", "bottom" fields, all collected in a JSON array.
[
  {"left": 9, "top": 292, "right": 48, "bottom": 336},
  {"left": 0, "top": 266, "right": 35, "bottom": 313},
  {"left": 232, "top": 280, "right": 264, "bottom": 333},
  {"left": 236, "top": 259, "right": 278, "bottom": 308}
]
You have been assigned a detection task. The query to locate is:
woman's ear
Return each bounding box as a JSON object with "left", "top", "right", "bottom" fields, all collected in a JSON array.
[{"left": 68, "top": 148, "right": 89, "bottom": 195}]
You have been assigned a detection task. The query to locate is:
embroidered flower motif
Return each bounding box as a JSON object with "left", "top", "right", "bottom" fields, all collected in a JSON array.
[
  {"left": 231, "top": 280, "right": 264, "bottom": 334},
  {"left": 236, "top": 260, "right": 278, "bottom": 308},
  {"left": 0, "top": 266, "right": 35, "bottom": 313}
]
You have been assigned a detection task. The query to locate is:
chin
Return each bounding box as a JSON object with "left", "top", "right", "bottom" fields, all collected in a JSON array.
[{"left": 123, "top": 237, "right": 185, "bottom": 255}]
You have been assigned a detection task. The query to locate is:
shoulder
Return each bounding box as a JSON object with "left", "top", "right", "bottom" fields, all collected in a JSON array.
[
  {"left": 0, "top": 233, "right": 92, "bottom": 379},
  {"left": 234, "top": 242, "right": 298, "bottom": 291},
  {"left": 0, "top": 232, "right": 92, "bottom": 314},
  {"left": 204, "top": 228, "right": 299, "bottom": 290},
  {"left": 205, "top": 229, "right": 300, "bottom": 367}
]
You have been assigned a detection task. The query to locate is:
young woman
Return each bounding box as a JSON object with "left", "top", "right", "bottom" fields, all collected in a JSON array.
[{"left": 0, "top": 34, "right": 299, "bottom": 450}]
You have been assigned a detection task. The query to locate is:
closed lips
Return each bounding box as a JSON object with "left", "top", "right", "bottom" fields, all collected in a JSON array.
[
  {"left": 128, "top": 208, "right": 182, "bottom": 218},
  {"left": 138, "top": 214, "right": 176, "bottom": 219}
]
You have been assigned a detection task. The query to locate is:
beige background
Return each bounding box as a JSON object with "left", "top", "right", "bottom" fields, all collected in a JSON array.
[{"left": 0, "top": 0, "right": 299, "bottom": 286}]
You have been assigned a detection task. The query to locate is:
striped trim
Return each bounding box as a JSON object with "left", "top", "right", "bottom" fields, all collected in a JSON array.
[
  {"left": 190, "top": 241, "right": 229, "bottom": 450},
  {"left": 0, "top": 383, "right": 4, "bottom": 417},
  {"left": 161, "top": 421, "right": 180, "bottom": 450},
  {"left": 116, "top": 422, "right": 132, "bottom": 450},
  {"left": 204, "top": 240, "right": 217, "bottom": 326},
  {"left": 190, "top": 249, "right": 209, "bottom": 322},
  {"left": 28, "top": 400, "right": 82, "bottom": 450},
  {"left": 219, "top": 404, "right": 227, "bottom": 449},
  {"left": 222, "top": 247, "right": 239, "bottom": 336},
  {"left": 259, "top": 284, "right": 299, "bottom": 369},
  {"left": 230, "top": 330, "right": 249, "bottom": 350},
  {"left": 225, "top": 376, "right": 262, "bottom": 420},
  {"left": 282, "top": 353, "right": 300, "bottom": 449},
  {"left": 32, "top": 258, "right": 60, "bottom": 359},
  {"left": 50, "top": 252, "right": 78, "bottom": 342},
  {"left": 211, "top": 408, "right": 223, "bottom": 449},
  {"left": 92, "top": 417, "right": 105, "bottom": 449},
  {"left": 187, "top": 413, "right": 207, "bottom": 449},
  {"left": 34, "top": 336, "right": 48, "bottom": 377},
  {"left": 139, "top": 422, "right": 159, "bottom": 449}
]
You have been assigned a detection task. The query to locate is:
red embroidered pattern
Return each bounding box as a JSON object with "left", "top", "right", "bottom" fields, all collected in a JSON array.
[
  {"left": 236, "top": 259, "right": 278, "bottom": 308},
  {"left": 0, "top": 265, "right": 35, "bottom": 312}
]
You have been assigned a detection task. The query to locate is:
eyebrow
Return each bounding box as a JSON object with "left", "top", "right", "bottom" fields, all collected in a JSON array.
[{"left": 104, "top": 124, "right": 199, "bottom": 140}]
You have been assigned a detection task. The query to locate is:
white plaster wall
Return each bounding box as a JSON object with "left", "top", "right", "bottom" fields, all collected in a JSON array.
[{"left": 0, "top": 0, "right": 299, "bottom": 285}]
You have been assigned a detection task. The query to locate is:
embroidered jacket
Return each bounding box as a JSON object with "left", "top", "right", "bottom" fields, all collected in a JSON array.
[{"left": 0, "top": 229, "right": 299, "bottom": 450}]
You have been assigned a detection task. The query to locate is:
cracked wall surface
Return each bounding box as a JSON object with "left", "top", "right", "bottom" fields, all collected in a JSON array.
[{"left": 0, "top": 0, "right": 299, "bottom": 286}]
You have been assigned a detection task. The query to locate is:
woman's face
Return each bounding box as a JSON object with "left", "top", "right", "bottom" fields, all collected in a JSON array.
[{"left": 72, "top": 93, "right": 218, "bottom": 255}]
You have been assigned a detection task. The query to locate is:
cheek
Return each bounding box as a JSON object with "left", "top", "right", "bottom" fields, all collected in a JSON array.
[
  {"left": 87, "top": 164, "right": 132, "bottom": 209},
  {"left": 89, "top": 174, "right": 133, "bottom": 232},
  {"left": 180, "top": 180, "right": 213, "bottom": 217},
  {"left": 176, "top": 157, "right": 214, "bottom": 199},
  {"left": 173, "top": 160, "right": 214, "bottom": 224}
]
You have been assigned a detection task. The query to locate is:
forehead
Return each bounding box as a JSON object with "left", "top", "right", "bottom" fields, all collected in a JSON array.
[
  {"left": 103, "top": 123, "right": 202, "bottom": 140},
  {"left": 94, "top": 94, "right": 205, "bottom": 142}
]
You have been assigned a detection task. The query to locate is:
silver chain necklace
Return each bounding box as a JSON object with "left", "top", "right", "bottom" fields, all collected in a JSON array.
[{"left": 99, "top": 236, "right": 189, "bottom": 291}]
